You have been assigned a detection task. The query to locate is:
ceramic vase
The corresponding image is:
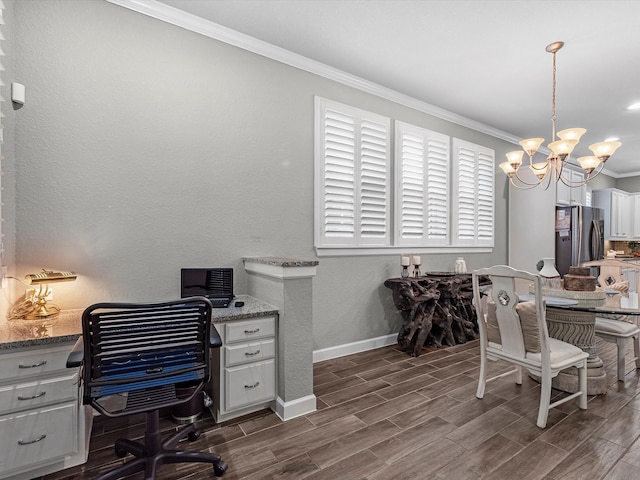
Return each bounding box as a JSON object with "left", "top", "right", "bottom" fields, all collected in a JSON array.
[{"left": 539, "top": 258, "right": 561, "bottom": 289}]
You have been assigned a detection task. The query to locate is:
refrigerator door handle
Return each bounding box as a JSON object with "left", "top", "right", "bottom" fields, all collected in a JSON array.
[{"left": 590, "top": 219, "right": 602, "bottom": 261}]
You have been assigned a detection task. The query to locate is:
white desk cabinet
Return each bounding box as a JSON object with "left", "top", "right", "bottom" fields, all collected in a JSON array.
[
  {"left": 209, "top": 315, "right": 277, "bottom": 422},
  {"left": 0, "top": 342, "right": 91, "bottom": 480}
]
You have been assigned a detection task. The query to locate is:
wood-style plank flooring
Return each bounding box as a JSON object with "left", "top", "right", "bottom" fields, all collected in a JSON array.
[{"left": 40, "top": 337, "right": 640, "bottom": 480}]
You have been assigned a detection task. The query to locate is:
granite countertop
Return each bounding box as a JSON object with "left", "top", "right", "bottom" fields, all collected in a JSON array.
[
  {"left": 0, "top": 309, "right": 84, "bottom": 350},
  {"left": 210, "top": 294, "right": 278, "bottom": 322},
  {"left": 243, "top": 256, "right": 319, "bottom": 267},
  {"left": 0, "top": 295, "right": 278, "bottom": 351}
]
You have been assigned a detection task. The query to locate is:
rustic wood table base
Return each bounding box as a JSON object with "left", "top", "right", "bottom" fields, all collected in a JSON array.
[{"left": 385, "top": 274, "right": 483, "bottom": 356}]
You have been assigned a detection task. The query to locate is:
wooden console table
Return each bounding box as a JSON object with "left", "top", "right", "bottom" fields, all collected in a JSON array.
[{"left": 385, "top": 273, "right": 486, "bottom": 356}]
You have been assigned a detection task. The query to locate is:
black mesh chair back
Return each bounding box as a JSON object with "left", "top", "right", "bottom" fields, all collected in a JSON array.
[{"left": 78, "top": 297, "right": 227, "bottom": 479}]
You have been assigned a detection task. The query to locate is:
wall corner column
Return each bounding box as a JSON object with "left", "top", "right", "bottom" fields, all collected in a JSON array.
[{"left": 243, "top": 256, "right": 318, "bottom": 421}]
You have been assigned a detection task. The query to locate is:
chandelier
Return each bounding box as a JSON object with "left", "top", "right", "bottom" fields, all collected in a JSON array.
[{"left": 500, "top": 41, "right": 621, "bottom": 190}]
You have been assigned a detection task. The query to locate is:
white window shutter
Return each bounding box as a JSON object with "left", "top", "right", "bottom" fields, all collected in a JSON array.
[
  {"left": 359, "top": 119, "right": 389, "bottom": 241},
  {"left": 476, "top": 148, "right": 495, "bottom": 244},
  {"left": 452, "top": 139, "right": 495, "bottom": 246},
  {"left": 322, "top": 108, "right": 355, "bottom": 241},
  {"left": 315, "top": 98, "right": 390, "bottom": 247},
  {"left": 395, "top": 122, "right": 449, "bottom": 246}
]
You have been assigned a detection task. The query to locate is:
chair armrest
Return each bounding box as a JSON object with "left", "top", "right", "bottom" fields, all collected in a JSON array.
[
  {"left": 210, "top": 324, "right": 223, "bottom": 349},
  {"left": 66, "top": 336, "right": 84, "bottom": 368}
]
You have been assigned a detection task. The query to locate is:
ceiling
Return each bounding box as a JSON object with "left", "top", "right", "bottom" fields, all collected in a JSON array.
[{"left": 154, "top": 0, "right": 640, "bottom": 177}]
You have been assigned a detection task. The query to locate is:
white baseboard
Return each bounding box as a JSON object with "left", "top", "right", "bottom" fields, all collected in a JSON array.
[
  {"left": 275, "top": 394, "right": 317, "bottom": 421},
  {"left": 313, "top": 334, "right": 397, "bottom": 363}
]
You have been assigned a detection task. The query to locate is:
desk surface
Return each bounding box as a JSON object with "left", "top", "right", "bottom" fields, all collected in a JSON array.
[{"left": 0, "top": 295, "right": 278, "bottom": 351}]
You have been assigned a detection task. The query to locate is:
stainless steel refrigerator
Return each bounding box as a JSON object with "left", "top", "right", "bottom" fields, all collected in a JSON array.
[{"left": 555, "top": 205, "right": 605, "bottom": 276}]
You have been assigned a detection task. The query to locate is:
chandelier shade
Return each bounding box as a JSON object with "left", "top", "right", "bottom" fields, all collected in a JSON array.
[{"left": 502, "top": 41, "right": 621, "bottom": 190}]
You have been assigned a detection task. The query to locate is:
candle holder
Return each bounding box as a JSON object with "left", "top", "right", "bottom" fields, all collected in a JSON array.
[
  {"left": 413, "top": 264, "right": 421, "bottom": 278},
  {"left": 412, "top": 255, "right": 422, "bottom": 277},
  {"left": 401, "top": 265, "right": 409, "bottom": 279}
]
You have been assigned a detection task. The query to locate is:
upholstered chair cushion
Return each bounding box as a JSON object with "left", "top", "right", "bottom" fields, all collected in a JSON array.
[{"left": 486, "top": 299, "right": 541, "bottom": 353}]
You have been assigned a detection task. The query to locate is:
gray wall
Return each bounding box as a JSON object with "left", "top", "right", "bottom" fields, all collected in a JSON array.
[
  {"left": 615, "top": 177, "right": 640, "bottom": 193},
  {"left": 6, "top": 0, "right": 513, "bottom": 351},
  {"left": 0, "top": 0, "right": 16, "bottom": 321}
]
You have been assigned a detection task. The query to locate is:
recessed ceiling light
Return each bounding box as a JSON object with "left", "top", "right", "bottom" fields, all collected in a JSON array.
[{"left": 627, "top": 102, "right": 640, "bottom": 110}]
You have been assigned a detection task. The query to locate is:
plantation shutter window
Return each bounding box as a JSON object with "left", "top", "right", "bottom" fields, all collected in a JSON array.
[
  {"left": 315, "top": 97, "right": 390, "bottom": 247},
  {"left": 452, "top": 138, "right": 495, "bottom": 247},
  {"left": 395, "top": 122, "right": 449, "bottom": 246}
]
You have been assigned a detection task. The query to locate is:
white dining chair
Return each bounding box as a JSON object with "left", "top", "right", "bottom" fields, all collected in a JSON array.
[{"left": 473, "top": 265, "right": 588, "bottom": 428}]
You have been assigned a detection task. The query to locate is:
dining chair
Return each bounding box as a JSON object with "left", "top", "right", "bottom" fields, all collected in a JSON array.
[
  {"left": 582, "top": 258, "right": 640, "bottom": 381},
  {"left": 472, "top": 265, "right": 588, "bottom": 428}
]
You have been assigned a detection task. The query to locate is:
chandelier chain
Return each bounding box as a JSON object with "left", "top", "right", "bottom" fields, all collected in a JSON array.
[{"left": 551, "top": 50, "right": 557, "bottom": 141}]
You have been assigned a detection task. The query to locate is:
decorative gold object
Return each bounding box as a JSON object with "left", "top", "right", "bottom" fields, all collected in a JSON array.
[{"left": 23, "top": 269, "right": 77, "bottom": 319}]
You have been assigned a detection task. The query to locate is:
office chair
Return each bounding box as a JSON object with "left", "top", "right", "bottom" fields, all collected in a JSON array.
[
  {"left": 473, "top": 265, "right": 588, "bottom": 428},
  {"left": 67, "top": 297, "right": 227, "bottom": 479}
]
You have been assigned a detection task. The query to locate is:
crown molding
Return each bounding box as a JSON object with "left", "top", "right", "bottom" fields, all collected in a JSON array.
[
  {"left": 106, "top": 0, "right": 520, "bottom": 145},
  {"left": 603, "top": 167, "right": 640, "bottom": 179}
]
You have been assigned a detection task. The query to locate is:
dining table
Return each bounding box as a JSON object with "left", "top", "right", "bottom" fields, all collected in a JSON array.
[{"left": 520, "top": 290, "right": 640, "bottom": 395}]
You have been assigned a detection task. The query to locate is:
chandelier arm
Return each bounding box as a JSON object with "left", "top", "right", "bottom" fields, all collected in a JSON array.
[
  {"left": 511, "top": 168, "right": 545, "bottom": 187},
  {"left": 559, "top": 161, "right": 606, "bottom": 188},
  {"left": 508, "top": 176, "right": 546, "bottom": 190},
  {"left": 582, "top": 162, "right": 607, "bottom": 184},
  {"left": 541, "top": 171, "right": 553, "bottom": 191},
  {"left": 555, "top": 158, "right": 565, "bottom": 182}
]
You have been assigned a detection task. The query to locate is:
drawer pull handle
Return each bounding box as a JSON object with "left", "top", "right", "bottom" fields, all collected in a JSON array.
[
  {"left": 18, "top": 391, "right": 46, "bottom": 401},
  {"left": 245, "top": 350, "right": 261, "bottom": 356},
  {"left": 18, "top": 434, "right": 47, "bottom": 446},
  {"left": 18, "top": 360, "right": 47, "bottom": 369},
  {"left": 244, "top": 381, "right": 260, "bottom": 389},
  {"left": 244, "top": 328, "right": 260, "bottom": 334}
]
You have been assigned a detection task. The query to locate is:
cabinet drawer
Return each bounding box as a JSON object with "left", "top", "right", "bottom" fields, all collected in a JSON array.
[
  {"left": 225, "top": 359, "right": 275, "bottom": 411},
  {"left": 0, "top": 402, "right": 78, "bottom": 472},
  {"left": 0, "top": 346, "right": 71, "bottom": 382},
  {"left": 224, "top": 317, "right": 275, "bottom": 344},
  {"left": 225, "top": 338, "right": 275, "bottom": 367},
  {"left": 0, "top": 372, "right": 78, "bottom": 415}
]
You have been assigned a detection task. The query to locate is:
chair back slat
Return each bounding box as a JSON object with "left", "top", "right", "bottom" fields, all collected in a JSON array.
[
  {"left": 81, "top": 297, "right": 211, "bottom": 409},
  {"left": 487, "top": 274, "right": 527, "bottom": 357}
]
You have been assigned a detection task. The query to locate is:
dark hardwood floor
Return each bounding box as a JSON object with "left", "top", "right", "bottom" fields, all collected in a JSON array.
[{"left": 40, "top": 337, "right": 640, "bottom": 480}]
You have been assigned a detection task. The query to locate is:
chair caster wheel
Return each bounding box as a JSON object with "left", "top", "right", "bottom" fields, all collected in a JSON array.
[
  {"left": 115, "top": 446, "right": 127, "bottom": 458},
  {"left": 214, "top": 460, "right": 228, "bottom": 476},
  {"left": 188, "top": 429, "right": 200, "bottom": 441}
]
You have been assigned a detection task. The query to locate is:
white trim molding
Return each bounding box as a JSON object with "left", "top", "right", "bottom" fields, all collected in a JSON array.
[
  {"left": 313, "top": 334, "right": 398, "bottom": 363},
  {"left": 275, "top": 394, "right": 317, "bottom": 421}
]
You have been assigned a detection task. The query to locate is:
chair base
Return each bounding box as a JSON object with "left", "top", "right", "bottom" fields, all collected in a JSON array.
[{"left": 98, "top": 410, "right": 227, "bottom": 480}]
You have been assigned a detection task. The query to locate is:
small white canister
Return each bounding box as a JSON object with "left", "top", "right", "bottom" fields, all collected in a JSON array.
[{"left": 454, "top": 257, "right": 467, "bottom": 274}]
